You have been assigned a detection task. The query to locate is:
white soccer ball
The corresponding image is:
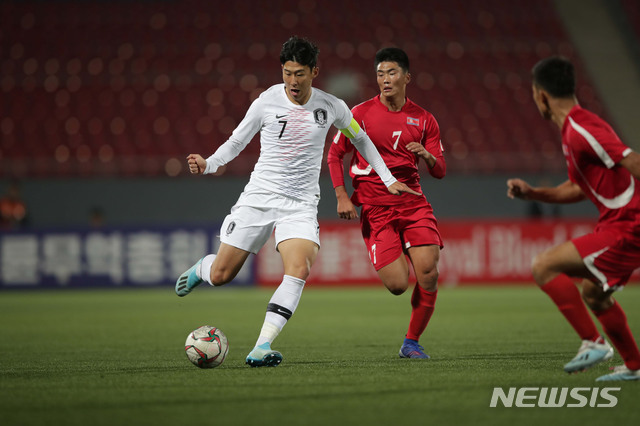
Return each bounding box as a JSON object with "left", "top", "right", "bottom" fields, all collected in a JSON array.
[{"left": 184, "top": 325, "right": 229, "bottom": 368}]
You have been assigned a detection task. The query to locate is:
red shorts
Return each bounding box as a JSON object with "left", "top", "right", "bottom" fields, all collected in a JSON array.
[
  {"left": 360, "top": 198, "right": 443, "bottom": 271},
  {"left": 572, "top": 224, "right": 640, "bottom": 291}
]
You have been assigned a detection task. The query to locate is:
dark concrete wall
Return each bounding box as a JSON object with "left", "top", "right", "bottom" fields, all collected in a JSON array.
[{"left": 1, "top": 174, "right": 598, "bottom": 229}]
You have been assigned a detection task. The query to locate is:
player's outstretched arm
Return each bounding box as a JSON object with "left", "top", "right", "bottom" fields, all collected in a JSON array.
[
  {"left": 507, "top": 178, "right": 585, "bottom": 203},
  {"left": 335, "top": 185, "right": 358, "bottom": 220}
]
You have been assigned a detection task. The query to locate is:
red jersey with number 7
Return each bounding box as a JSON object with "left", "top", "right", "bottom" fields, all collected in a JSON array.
[{"left": 327, "top": 95, "right": 445, "bottom": 206}]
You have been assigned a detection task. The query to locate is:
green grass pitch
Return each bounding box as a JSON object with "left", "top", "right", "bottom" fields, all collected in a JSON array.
[{"left": 1, "top": 285, "right": 639, "bottom": 426}]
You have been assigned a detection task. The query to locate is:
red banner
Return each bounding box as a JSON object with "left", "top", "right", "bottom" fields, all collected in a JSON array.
[
  {"left": 254, "top": 219, "right": 632, "bottom": 286},
  {"left": 435, "top": 219, "right": 595, "bottom": 284}
]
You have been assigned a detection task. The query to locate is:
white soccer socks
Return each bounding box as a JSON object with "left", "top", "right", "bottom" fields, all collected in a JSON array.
[
  {"left": 255, "top": 274, "right": 306, "bottom": 347},
  {"left": 197, "top": 254, "right": 216, "bottom": 285}
]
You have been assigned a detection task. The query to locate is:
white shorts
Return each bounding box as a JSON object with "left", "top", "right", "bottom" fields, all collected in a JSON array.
[{"left": 219, "top": 187, "right": 320, "bottom": 254}]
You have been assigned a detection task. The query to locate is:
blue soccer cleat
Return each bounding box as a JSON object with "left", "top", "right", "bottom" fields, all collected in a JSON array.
[
  {"left": 596, "top": 365, "right": 640, "bottom": 381},
  {"left": 399, "top": 338, "right": 430, "bottom": 359},
  {"left": 563, "top": 339, "right": 613, "bottom": 373},
  {"left": 175, "top": 257, "right": 204, "bottom": 297},
  {"left": 245, "top": 342, "right": 283, "bottom": 367}
]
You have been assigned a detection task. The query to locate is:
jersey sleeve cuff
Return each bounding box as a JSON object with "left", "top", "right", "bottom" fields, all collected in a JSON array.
[{"left": 204, "top": 155, "right": 220, "bottom": 174}]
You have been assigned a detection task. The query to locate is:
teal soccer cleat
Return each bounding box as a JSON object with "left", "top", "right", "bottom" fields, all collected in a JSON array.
[
  {"left": 245, "top": 343, "right": 283, "bottom": 367},
  {"left": 563, "top": 339, "right": 613, "bottom": 373},
  {"left": 596, "top": 365, "right": 640, "bottom": 381},
  {"left": 399, "top": 338, "right": 430, "bottom": 359},
  {"left": 175, "top": 258, "right": 204, "bottom": 297}
]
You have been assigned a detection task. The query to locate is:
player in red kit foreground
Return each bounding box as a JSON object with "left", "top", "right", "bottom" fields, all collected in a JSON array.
[
  {"left": 507, "top": 56, "right": 640, "bottom": 381},
  {"left": 328, "top": 48, "right": 445, "bottom": 359}
]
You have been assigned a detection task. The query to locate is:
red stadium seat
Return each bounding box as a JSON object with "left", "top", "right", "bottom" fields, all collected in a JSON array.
[{"left": 0, "top": 0, "right": 611, "bottom": 177}]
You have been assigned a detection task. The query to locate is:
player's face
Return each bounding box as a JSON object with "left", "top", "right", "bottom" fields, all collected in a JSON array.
[
  {"left": 282, "top": 61, "right": 319, "bottom": 105},
  {"left": 532, "top": 84, "right": 552, "bottom": 120},
  {"left": 377, "top": 61, "right": 410, "bottom": 100}
]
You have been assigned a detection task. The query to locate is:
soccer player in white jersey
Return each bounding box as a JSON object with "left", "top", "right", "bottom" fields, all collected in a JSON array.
[{"left": 175, "top": 36, "right": 419, "bottom": 367}]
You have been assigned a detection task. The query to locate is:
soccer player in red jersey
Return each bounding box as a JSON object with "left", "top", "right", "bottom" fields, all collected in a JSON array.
[
  {"left": 507, "top": 56, "right": 640, "bottom": 381},
  {"left": 327, "top": 48, "right": 446, "bottom": 359}
]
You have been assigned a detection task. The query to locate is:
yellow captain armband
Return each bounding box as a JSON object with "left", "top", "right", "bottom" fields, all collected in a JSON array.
[{"left": 339, "top": 118, "right": 361, "bottom": 139}]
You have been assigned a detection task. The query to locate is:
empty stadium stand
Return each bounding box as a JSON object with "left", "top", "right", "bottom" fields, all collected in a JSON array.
[{"left": 0, "top": 0, "right": 611, "bottom": 177}]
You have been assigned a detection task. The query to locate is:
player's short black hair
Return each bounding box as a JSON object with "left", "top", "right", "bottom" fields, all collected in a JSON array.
[
  {"left": 375, "top": 47, "right": 410, "bottom": 73},
  {"left": 531, "top": 56, "right": 575, "bottom": 98},
  {"left": 280, "top": 36, "right": 319, "bottom": 70}
]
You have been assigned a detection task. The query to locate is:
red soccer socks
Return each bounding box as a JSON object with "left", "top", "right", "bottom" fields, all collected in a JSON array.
[
  {"left": 594, "top": 301, "right": 640, "bottom": 371},
  {"left": 541, "top": 274, "right": 601, "bottom": 342},
  {"left": 406, "top": 284, "right": 437, "bottom": 341}
]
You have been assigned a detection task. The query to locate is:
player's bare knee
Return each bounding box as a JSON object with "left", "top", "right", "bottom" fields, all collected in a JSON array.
[
  {"left": 387, "top": 286, "right": 407, "bottom": 296},
  {"left": 284, "top": 264, "right": 311, "bottom": 281},
  {"left": 530, "top": 253, "right": 543, "bottom": 278},
  {"left": 531, "top": 253, "right": 552, "bottom": 286},
  {"left": 416, "top": 267, "right": 439, "bottom": 292},
  {"left": 384, "top": 279, "right": 408, "bottom": 295},
  {"left": 418, "top": 278, "right": 438, "bottom": 292}
]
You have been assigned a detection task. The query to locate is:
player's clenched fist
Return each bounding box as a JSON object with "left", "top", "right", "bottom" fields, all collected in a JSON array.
[
  {"left": 506, "top": 178, "right": 532, "bottom": 199},
  {"left": 186, "top": 154, "right": 226, "bottom": 176},
  {"left": 186, "top": 154, "right": 206, "bottom": 174}
]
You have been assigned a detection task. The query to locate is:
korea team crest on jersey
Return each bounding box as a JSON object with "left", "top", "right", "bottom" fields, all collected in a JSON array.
[
  {"left": 407, "top": 117, "right": 420, "bottom": 126},
  {"left": 313, "top": 108, "right": 328, "bottom": 126},
  {"left": 226, "top": 221, "right": 236, "bottom": 236}
]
